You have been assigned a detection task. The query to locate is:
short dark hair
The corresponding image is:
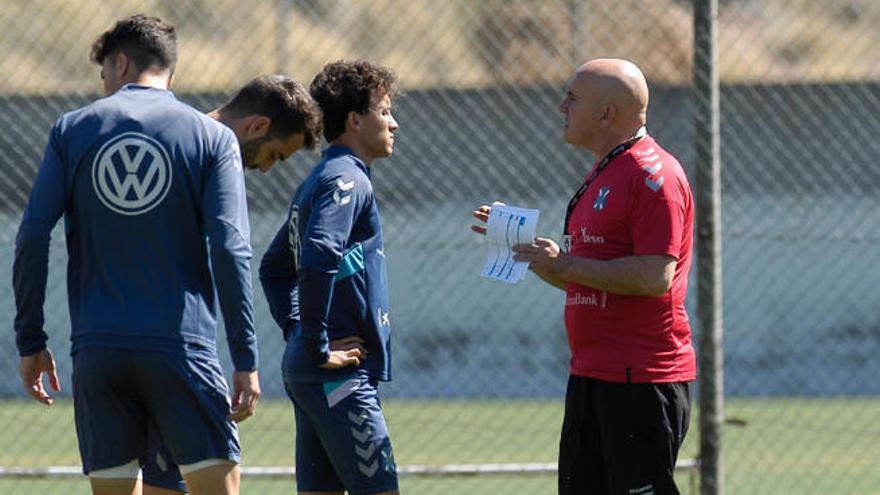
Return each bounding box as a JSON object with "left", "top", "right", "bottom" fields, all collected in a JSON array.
[
  {"left": 219, "top": 75, "right": 323, "bottom": 151},
  {"left": 310, "top": 60, "right": 399, "bottom": 142},
  {"left": 90, "top": 14, "right": 177, "bottom": 74}
]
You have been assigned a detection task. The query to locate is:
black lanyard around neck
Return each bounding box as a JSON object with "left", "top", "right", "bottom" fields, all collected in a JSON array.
[{"left": 563, "top": 127, "right": 647, "bottom": 235}]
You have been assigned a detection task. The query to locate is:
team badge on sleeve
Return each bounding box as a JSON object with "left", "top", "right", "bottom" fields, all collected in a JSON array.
[{"left": 333, "top": 179, "right": 355, "bottom": 206}]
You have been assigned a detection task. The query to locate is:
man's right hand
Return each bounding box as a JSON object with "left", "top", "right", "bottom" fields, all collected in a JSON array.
[
  {"left": 471, "top": 201, "right": 504, "bottom": 235},
  {"left": 228, "top": 370, "right": 261, "bottom": 423},
  {"left": 20, "top": 348, "right": 60, "bottom": 406},
  {"left": 319, "top": 349, "right": 364, "bottom": 369}
]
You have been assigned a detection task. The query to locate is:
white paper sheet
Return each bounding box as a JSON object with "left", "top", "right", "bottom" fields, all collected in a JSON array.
[{"left": 480, "top": 205, "right": 540, "bottom": 284}]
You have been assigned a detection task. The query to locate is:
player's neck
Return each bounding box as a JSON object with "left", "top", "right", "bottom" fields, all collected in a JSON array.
[
  {"left": 331, "top": 136, "right": 374, "bottom": 166},
  {"left": 206, "top": 109, "right": 240, "bottom": 133},
  {"left": 123, "top": 72, "right": 172, "bottom": 91}
]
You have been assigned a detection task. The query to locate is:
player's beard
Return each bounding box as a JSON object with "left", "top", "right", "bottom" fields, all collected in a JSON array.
[{"left": 240, "top": 136, "right": 270, "bottom": 170}]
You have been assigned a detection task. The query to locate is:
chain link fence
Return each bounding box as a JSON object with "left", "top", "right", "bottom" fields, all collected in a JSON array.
[
  {"left": 716, "top": 1, "right": 880, "bottom": 493},
  {"left": 1, "top": 0, "right": 878, "bottom": 493}
]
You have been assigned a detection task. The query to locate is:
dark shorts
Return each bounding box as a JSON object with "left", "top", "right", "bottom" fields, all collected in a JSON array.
[
  {"left": 284, "top": 373, "right": 398, "bottom": 495},
  {"left": 72, "top": 347, "right": 240, "bottom": 476},
  {"left": 558, "top": 374, "right": 692, "bottom": 495},
  {"left": 142, "top": 429, "right": 186, "bottom": 492}
]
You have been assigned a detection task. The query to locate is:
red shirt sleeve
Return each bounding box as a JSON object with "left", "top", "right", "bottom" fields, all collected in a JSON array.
[{"left": 628, "top": 163, "right": 686, "bottom": 259}]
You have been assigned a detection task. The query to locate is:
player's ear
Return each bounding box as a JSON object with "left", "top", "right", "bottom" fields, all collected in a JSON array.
[
  {"left": 114, "top": 52, "right": 130, "bottom": 78},
  {"left": 244, "top": 115, "right": 271, "bottom": 139},
  {"left": 346, "top": 111, "right": 362, "bottom": 132}
]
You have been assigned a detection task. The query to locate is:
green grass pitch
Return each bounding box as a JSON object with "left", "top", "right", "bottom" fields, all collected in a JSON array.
[{"left": 1, "top": 398, "right": 879, "bottom": 494}]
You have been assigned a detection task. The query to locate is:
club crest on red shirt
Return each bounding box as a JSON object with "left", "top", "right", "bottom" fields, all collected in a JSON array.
[{"left": 593, "top": 187, "right": 611, "bottom": 210}]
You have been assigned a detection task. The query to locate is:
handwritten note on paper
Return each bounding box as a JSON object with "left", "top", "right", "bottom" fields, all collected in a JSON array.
[{"left": 481, "top": 205, "right": 540, "bottom": 284}]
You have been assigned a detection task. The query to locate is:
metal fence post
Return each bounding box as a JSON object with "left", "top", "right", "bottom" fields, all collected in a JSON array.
[{"left": 694, "top": 0, "right": 723, "bottom": 494}]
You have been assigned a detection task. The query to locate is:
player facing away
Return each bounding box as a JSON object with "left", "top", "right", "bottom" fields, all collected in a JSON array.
[
  {"left": 260, "top": 60, "right": 401, "bottom": 495},
  {"left": 141, "top": 75, "right": 323, "bottom": 495},
  {"left": 13, "top": 15, "right": 258, "bottom": 495}
]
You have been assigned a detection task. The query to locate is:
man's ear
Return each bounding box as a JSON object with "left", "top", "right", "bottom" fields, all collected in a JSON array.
[
  {"left": 243, "top": 115, "right": 271, "bottom": 139},
  {"left": 115, "top": 52, "right": 131, "bottom": 79},
  {"left": 346, "top": 111, "right": 362, "bottom": 133},
  {"left": 601, "top": 103, "right": 617, "bottom": 125}
]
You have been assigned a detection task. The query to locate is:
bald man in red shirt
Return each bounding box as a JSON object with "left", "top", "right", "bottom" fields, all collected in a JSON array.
[{"left": 474, "top": 59, "right": 695, "bottom": 495}]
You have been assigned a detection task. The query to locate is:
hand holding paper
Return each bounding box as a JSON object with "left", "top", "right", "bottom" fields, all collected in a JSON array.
[{"left": 480, "top": 204, "right": 540, "bottom": 284}]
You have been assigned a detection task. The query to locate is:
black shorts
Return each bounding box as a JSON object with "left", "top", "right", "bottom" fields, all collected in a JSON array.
[{"left": 558, "top": 374, "right": 692, "bottom": 495}]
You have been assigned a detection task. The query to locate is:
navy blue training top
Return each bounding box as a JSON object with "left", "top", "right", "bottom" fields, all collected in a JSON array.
[
  {"left": 260, "top": 145, "right": 392, "bottom": 382},
  {"left": 13, "top": 84, "right": 258, "bottom": 371}
]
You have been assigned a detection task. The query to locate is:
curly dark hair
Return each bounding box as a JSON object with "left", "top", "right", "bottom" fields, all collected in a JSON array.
[
  {"left": 309, "top": 60, "right": 399, "bottom": 142},
  {"left": 90, "top": 14, "right": 177, "bottom": 73},
  {"left": 219, "top": 75, "right": 323, "bottom": 150}
]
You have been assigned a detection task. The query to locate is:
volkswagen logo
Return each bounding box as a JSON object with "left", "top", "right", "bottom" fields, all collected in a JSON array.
[{"left": 91, "top": 132, "right": 173, "bottom": 215}]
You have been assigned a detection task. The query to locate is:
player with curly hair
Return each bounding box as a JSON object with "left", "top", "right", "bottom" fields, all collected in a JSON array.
[{"left": 260, "top": 60, "right": 401, "bottom": 495}]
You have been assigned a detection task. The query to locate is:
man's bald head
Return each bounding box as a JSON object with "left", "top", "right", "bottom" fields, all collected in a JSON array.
[
  {"left": 560, "top": 58, "right": 649, "bottom": 156},
  {"left": 576, "top": 58, "right": 649, "bottom": 120}
]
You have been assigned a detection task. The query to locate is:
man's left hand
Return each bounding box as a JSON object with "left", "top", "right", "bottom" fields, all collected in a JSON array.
[
  {"left": 330, "top": 336, "right": 367, "bottom": 357},
  {"left": 513, "top": 237, "right": 565, "bottom": 276}
]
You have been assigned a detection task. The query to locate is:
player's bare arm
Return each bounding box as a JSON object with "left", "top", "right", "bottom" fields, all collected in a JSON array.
[{"left": 513, "top": 239, "right": 676, "bottom": 297}]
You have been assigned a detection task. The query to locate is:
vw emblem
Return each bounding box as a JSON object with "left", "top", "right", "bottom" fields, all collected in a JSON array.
[{"left": 91, "top": 132, "right": 173, "bottom": 215}]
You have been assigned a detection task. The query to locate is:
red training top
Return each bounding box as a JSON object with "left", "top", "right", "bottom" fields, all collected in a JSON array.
[{"left": 564, "top": 134, "right": 696, "bottom": 383}]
